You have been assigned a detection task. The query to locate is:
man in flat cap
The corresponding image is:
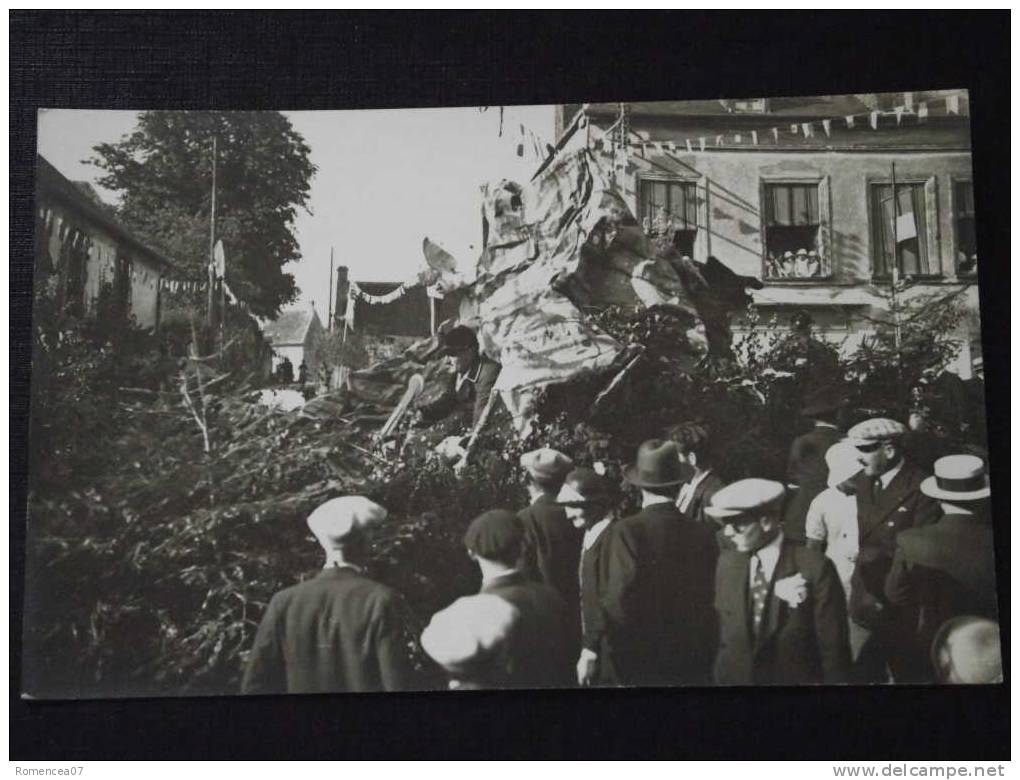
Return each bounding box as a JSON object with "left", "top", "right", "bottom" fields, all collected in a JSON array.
[
  {"left": 884, "top": 455, "right": 997, "bottom": 680},
  {"left": 604, "top": 440, "right": 718, "bottom": 686},
  {"left": 463, "top": 509, "right": 572, "bottom": 688},
  {"left": 241, "top": 496, "right": 416, "bottom": 694},
  {"left": 783, "top": 386, "right": 847, "bottom": 543},
  {"left": 421, "top": 594, "right": 521, "bottom": 690},
  {"left": 517, "top": 448, "right": 581, "bottom": 643},
  {"left": 931, "top": 616, "right": 1002, "bottom": 685},
  {"left": 846, "top": 417, "right": 940, "bottom": 683},
  {"left": 419, "top": 324, "right": 501, "bottom": 429},
  {"left": 708, "top": 479, "right": 851, "bottom": 685}
]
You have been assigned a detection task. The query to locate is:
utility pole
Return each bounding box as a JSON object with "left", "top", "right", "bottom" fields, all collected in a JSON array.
[
  {"left": 206, "top": 135, "right": 218, "bottom": 335},
  {"left": 327, "top": 247, "right": 334, "bottom": 332},
  {"left": 890, "top": 161, "right": 905, "bottom": 411}
]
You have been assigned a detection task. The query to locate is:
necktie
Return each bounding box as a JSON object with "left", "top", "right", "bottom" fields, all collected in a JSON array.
[
  {"left": 750, "top": 554, "right": 770, "bottom": 637},
  {"left": 871, "top": 476, "right": 882, "bottom": 501}
]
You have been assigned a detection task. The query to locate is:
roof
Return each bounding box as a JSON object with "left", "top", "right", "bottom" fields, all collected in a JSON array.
[
  {"left": 35, "top": 155, "right": 180, "bottom": 272},
  {"left": 263, "top": 308, "right": 321, "bottom": 345}
]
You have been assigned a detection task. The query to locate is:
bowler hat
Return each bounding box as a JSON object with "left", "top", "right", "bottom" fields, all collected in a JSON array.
[
  {"left": 623, "top": 439, "right": 686, "bottom": 488},
  {"left": 801, "top": 386, "right": 847, "bottom": 418},
  {"left": 920, "top": 455, "right": 991, "bottom": 501},
  {"left": 463, "top": 509, "right": 524, "bottom": 562}
]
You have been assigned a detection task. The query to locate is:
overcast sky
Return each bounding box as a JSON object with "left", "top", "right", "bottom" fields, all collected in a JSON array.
[{"left": 37, "top": 105, "right": 556, "bottom": 323}]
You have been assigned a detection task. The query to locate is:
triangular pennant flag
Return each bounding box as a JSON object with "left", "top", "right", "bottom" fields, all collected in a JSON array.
[
  {"left": 845, "top": 115, "right": 856, "bottom": 129},
  {"left": 685, "top": 139, "right": 693, "bottom": 152},
  {"left": 790, "top": 124, "right": 799, "bottom": 135},
  {"left": 895, "top": 212, "right": 918, "bottom": 241},
  {"left": 869, "top": 111, "right": 879, "bottom": 130},
  {"left": 772, "top": 127, "right": 780, "bottom": 142},
  {"left": 894, "top": 106, "right": 904, "bottom": 125},
  {"left": 699, "top": 137, "right": 706, "bottom": 151},
  {"left": 802, "top": 123, "right": 813, "bottom": 138},
  {"left": 715, "top": 135, "right": 724, "bottom": 146},
  {"left": 821, "top": 119, "right": 831, "bottom": 137},
  {"left": 918, "top": 102, "right": 928, "bottom": 122},
  {"left": 734, "top": 133, "right": 742, "bottom": 144},
  {"left": 751, "top": 130, "right": 759, "bottom": 145},
  {"left": 946, "top": 94, "right": 960, "bottom": 114}
]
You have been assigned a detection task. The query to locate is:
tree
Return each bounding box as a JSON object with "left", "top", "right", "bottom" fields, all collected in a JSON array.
[{"left": 89, "top": 111, "right": 316, "bottom": 317}]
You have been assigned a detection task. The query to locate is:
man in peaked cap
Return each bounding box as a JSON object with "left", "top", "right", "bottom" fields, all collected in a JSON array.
[
  {"left": 884, "top": 455, "right": 997, "bottom": 681},
  {"left": 421, "top": 594, "right": 521, "bottom": 690},
  {"left": 708, "top": 479, "right": 851, "bottom": 685},
  {"left": 603, "top": 440, "right": 718, "bottom": 686},
  {"left": 845, "top": 417, "right": 940, "bottom": 683},
  {"left": 463, "top": 509, "right": 573, "bottom": 688},
  {"left": 517, "top": 448, "right": 581, "bottom": 641},
  {"left": 783, "top": 385, "right": 847, "bottom": 543},
  {"left": 419, "top": 324, "right": 501, "bottom": 429},
  {"left": 241, "top": 496, "right": 416, "bottom": 694}
]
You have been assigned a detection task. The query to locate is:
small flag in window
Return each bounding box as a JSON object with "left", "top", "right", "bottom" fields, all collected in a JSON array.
[
  {"left": 845, "top": 115, "right": 856, "bottom": 129},
  {"left": 947, "top": 95, "right": 960, "bottom": 114},
  {"left": 918, "top": 102, "right": 928, "bottom": 122},
  {"left": 869, "top": 111, "right": 879, "bottom": 130},
  {"left": 822, "top": 119, "right": 832, "bottom": 137}
]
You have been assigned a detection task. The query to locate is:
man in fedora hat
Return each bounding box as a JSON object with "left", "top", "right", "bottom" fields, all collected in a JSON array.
[
  {"left": 708, "top": 479, "right": 851, "bottom": 685},
  {"left": 884, "top": 455, "right": 997, "bottom": 678},
  {"left": 241, "top": 496, "right": 416, "bottom": 694},
  {"left": 421, "top": 594, "right": 521, "bottom": 690},
  {"left": 419, "top": 324, "right": 501, "bottom": 429},
  {"left": 556, "top": 466, "right": 621, "bottom": 686},
  {"left": 517, "top": 448, "right": 581, "bottom": 644},
  {"left": 608, "top": 439, "right": 718, "bottom": 686},
  {"left": 463, "top": 509, "right": 573, "bottom": 688},
  {"left": 846, "top": 417, "right": 940, "bottom": 683},
  {"left": 783, "top": 385, "right": 847, "bottom": 543}
]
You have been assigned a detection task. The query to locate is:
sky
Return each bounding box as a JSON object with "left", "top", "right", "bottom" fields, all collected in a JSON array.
[{"left": 36, "top": 105, "right": 556, "bottom": 324}]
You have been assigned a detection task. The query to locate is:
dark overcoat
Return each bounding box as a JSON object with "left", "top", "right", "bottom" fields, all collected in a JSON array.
[
  {"left": 714, "top": 540, "right": 851, "bottom": 685},
  {"left": 679, "top": 471, "right": 727, "bottom": 526},
  {"left": 241, "top": 567, "right": 416, "bottom": 694},
  {"left": 519, "top": 495, "right": 582, "bottom": 612}
]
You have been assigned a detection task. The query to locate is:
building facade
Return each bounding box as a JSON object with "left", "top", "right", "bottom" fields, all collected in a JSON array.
[
  {"left": 262, "top": 307, "right": 325, "bottom": 375},
  {"left": 35, "top": 155, "right": 178, "bottom": 330},
  {"left": 558, "top": 92, "right": 981, "bottom": 377}
]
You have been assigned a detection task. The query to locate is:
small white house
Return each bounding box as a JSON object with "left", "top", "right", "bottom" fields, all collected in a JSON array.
[{"left": 262, "top": 307, "right": 324, "bottom": 376}]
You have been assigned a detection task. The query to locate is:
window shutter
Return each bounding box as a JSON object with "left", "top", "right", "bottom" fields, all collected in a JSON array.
[
  {"left": 817, "top": 175, "right": 832, "bottom": 275},
  {"left": 924, "top": 175, "right": 941, "bottom": 274}
]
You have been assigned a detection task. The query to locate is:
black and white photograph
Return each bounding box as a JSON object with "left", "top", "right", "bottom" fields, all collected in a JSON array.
[{"left": 20, "top": 89, "right": 1002, "bottom": 701}]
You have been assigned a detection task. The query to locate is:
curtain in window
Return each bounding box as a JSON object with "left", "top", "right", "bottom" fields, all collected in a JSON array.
[
  {"left": 641, "top": 181, "right": 698, "bottom": 233},
  {"left": 670, "top": 182, "right": 698, "bottom": 230},
  {"left": 765, "top": 184, "right": 819, "bottom": 226},
  {"left": 873, "top": 184, "right": 929, "bottom": 276}
]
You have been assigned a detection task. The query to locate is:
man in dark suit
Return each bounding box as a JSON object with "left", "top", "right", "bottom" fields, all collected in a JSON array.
[
  {"left": 783, "top": 387, "right": 846, "bottom": 543},
  {"left": 517, "top": 447, "right": 581, "bottom": 621},
  {"left": 241, "top": 496, "right": 416, "bottom": 694},
  {"left": 419, "top": 325, "right": 501, "bottom": 429},
  {"left": 590, "top": 440, "right": 717, "bottom": 687},
  {"left": 885, "top": 454, "right": 997, "bottom": 680},
  {"left": 464, "top": 509, "right": 573, "bottom": 688},
  {"left": 708, "top": 479, "right": 851, "bottom": 686},
  {"left": 846, "top": 418, "right": 941, "bottom": 683},
  {"left": 669, "top": 424, "right": 725, "bottom": 525}
]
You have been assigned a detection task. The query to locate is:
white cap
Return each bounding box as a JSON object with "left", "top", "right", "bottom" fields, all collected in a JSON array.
[
  {"left": 825, "top": 441, "right": 862, "bottom": 488},
  {"left": 307, "top": 496, "right": 387, "bottom": 549},
  {"left": 420, "top": 595, "right": 519, "bottom": 676},
  {"left": 705, "top": 478, "right": 786, "bottom": 521}
]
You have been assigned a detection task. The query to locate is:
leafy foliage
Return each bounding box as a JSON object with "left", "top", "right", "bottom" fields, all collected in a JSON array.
[{"left": 89, "top": 111, "right": 316, "bottom": 317}]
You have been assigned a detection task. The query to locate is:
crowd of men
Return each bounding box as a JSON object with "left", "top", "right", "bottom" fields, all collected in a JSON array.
[{"left": 241, "top": 392, "right": 1001, "bottom": 694}]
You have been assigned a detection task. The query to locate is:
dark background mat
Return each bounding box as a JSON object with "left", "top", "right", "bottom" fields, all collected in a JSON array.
[{"left": 10, "top": 10, "right": 1010, "bottom": 760}]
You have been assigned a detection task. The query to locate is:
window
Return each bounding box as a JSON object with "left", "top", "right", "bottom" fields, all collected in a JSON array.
[
  {"left": 640, "top": 179, "right": 699, "bottom": 257},
  {"left": 762, "top": 183, "right": 829, "bottom": 280},
  {"left": 953, "top": 180, "right": 977, "bottom": 276},
  {"left": 870, "top": 181, "right": 939, "bottom": 278}
]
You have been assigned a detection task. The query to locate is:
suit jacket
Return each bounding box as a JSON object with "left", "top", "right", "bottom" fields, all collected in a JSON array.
[
  {"left": 848, "top": 461, "right": 940, "bottom": 627},
  {"left": 784, "top": 425, "right": 843, "bottom": 543},
  {"left": 241, "top": 567, "right": 416, "bottom": 694},
  {"left": 714, "top": 540, "right": 851, "bottom": 685},
  {"left": 678, "top": 471, "right": 727, "bottom": 525},
  {"left": 519, "top": 496, "right": 582, "bottom": 639},
  {"left": 591, "top": 503, "right": 718, "bottom": 686},
  {"left": 885, "top": 513, "right": 998, "bottom": 652},
  {"left": 481, "top": 571, "right": 573, "bottom": 689},
  {"left": 420, "top": 356, "right": 501, "bottom": 428}
]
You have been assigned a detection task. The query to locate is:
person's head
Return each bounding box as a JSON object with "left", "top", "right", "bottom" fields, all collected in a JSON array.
[
  {"left": 463, "top": 509, "right": 525, "bottom": 570},
  {"left": 519, "top": 447, "right": 574, "bottom": 497},
  {"left": 791, "top": 310, "right": 813, "bottom": 338},
  {"left": 556, "top": 467, "right": 614, "bottom": 529},
  {"left": 932, "top": 617, "right": 1002, "bottom": 684},
  {"left": 706, "top": 478, "right": 786, "bottom": 554},
  {"left": 669, "top": 424, "right": 715, "bottom": 473},
  {"left": 306, "top": 496, "right": 388, "bottom": 564},
  {"left": 420, "top": 594, "right": 520, "bottom": 689},
  {"left": 848, "top": 418, "right": 907, "bottom": 477},
  {"left": 825, "top": 441, "right": 862, "bottom": 496},
  {"left": 921, "top": 454, "right": 991, "bottom": 514},
  {"left": 623, "top": 439, "right": 689, "bottom": 501},
  {"left": 441, "top": 325, "right": 480, "bottom": 373}
]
